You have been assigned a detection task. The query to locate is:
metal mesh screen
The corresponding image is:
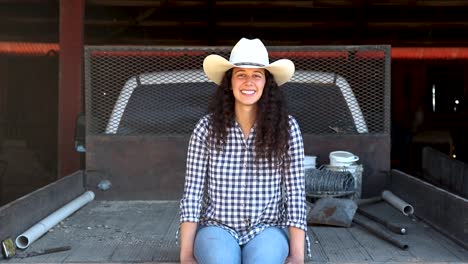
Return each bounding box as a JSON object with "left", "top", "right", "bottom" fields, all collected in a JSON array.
[{"left": 84, "top": 45, "right": 390, "bottom": 136}]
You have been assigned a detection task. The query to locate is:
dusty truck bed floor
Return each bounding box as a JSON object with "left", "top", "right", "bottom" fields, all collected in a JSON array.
[{"left": 3, "top": 200, "right": 467, "bottom": 264}]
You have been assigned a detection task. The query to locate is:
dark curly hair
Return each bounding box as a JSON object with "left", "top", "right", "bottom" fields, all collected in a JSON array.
[{"left": 207, "top": 69, "right": 291, "bottom": 168}]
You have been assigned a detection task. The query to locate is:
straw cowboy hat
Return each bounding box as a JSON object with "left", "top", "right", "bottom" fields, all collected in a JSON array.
[{"left": 203, "top": 38, "right": 295, "bottom": 86}]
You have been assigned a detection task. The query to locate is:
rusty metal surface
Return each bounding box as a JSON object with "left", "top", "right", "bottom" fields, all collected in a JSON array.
[
  {"left": 308, "top": 198, "right": 357, "bottom": 227},
  {"left": 85, "top": 134, "right": 389, "bottom": 200},
  {"left": 86, "top": 135, "right": 189, "bottom": 200}
]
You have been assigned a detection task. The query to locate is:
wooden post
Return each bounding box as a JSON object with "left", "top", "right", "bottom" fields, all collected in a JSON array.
[{"left": 58, "top": 0, "right": 84, "bottom": 177}]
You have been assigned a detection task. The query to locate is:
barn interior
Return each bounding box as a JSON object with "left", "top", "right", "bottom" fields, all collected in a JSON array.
[{"left": 0, "top": 0, "right": 467, "bottom": 206}]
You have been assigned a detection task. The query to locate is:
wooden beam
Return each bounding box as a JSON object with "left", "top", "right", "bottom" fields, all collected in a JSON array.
[
  {"left": 86, "top": 0, "right": 163, "bottom": 7},
  {"left": 58, "top": 0, "right": 84, "bottom": 177},
  {"left": 85, "top": 19, "right": 207, "bottom": 27},
  {"left": 414, "top": 0, "right": 468, "bottom": 7},
  {"left": 86, "top": 0, "right": 206, "bottom": 8},
  {"left": 0, "top": 0, "right": 52, "bottom": 3},
  {"left": 367, "top": 21, "right": 468, "bottom": 29},
  {"left": 216, "top": 21, "right": 351, "bottom": 28},
  {"left": 213, "top": 1, "right": 316, "bottom": 8},
  {"left": 82, "top": 19, "right": 468, "bottom": 29}
]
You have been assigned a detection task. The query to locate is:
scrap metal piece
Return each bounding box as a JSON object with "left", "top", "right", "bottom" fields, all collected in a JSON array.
[
  {"left": 98, "top": 179, "right": 112, "bottom": 191},
  {"left": 1, "top": 237, "right": 16, "bottom": 259},
  {"left": 16, "top": 246, "right": 71, "bottom": 258},
  {"left": 308, "top": 198, "right": 357, "bottom": 227}
]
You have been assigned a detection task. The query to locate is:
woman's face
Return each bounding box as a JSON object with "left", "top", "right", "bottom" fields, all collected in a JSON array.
[{"left": 231, "top": 67, "right": 266, "bottom": 108}]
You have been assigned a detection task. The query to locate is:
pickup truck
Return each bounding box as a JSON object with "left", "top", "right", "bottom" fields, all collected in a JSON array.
[{"left": 0, "top": 45, "right": 466, "bottom": 263}]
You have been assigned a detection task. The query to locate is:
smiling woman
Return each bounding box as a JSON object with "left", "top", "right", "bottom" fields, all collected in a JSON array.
[
  {"left": 179, "top": 38, "right": 308, "bottom": 264},
  {"left": 231, "top": 67, "right": 266, "bottom": 114}
]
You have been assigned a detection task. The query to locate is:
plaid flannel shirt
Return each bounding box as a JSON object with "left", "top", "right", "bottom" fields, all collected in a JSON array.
[{"left": 179, "top": 114, "right": 310, "bottom": 255}]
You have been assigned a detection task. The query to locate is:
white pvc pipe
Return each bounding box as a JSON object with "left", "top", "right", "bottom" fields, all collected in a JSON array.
[
  {"left": 15, "top": 190, "right": 95, "bottom": 249},
  {"left": 382, "top": 190, "right": 414, "bottom": 216}
]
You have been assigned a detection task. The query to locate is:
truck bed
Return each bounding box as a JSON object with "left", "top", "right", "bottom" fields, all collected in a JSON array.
[{"left": 3, "top": 199, "right": 467, "bottom": 263}]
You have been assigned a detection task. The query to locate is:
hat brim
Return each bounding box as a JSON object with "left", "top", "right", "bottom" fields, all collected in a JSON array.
[{"left": 203, "top": 54, "right": 295, "bottom": 86}]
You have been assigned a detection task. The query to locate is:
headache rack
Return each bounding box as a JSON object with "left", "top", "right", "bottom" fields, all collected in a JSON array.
[{"left": 84, "top": 45, "right": 390, "bottom": 200}]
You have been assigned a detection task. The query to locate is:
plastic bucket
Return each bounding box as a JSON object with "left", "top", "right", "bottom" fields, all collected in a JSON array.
[
  {"left": 304, "top": 155, "right": 317, "bottom": 170},
  {"left": 325, "top": 164, "right": 359, "bottom": 174},
  {"left": 329, "top": 151, "right": 359, "bottom": 167}
]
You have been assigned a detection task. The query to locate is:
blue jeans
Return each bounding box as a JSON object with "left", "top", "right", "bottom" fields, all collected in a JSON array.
[{"left": 194, "top": 226, "right": 289, "bottom": 264}]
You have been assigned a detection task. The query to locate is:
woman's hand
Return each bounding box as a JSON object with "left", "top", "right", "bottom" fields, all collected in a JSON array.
[
  {"left": 180, "top": 255, "right": 198, "bottom": 264},
  {"left": 285, "top": 255, "right": 304, "bottom": 264},
  {"left": 180, "top": 222, "right": 198, "bottom": 264},
  {"left": 287, "top": 227, "right": 305, "bottom": 264}
]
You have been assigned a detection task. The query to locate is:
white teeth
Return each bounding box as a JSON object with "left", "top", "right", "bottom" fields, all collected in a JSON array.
[{"left": 241, "top": 90, "right": 255, "bottom": 95}]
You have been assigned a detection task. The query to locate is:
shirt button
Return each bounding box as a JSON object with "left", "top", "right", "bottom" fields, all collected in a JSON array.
[{"left": 243, "top": 163, "right": 247, "bottom": 168}]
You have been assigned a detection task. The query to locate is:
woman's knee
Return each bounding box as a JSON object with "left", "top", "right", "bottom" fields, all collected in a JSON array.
[
  {"left": 194, "top": 226, "right": 241, "bottom": 264},
  {"left": 242, "top": 227, "right": 289, "bottom": 264}
]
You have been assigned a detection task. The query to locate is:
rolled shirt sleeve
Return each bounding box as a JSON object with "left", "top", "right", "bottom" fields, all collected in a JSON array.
[
  {"left": 179, "top": 116, "right": 210, "bottom": 223},
  {"left": 284, "top": 116, "right": 307, "bottom": 231}
]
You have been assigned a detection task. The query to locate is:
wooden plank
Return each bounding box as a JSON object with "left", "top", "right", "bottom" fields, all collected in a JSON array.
[
  {"left": 57, "top": 0, "right": 84, "bottom": 177},
  {"left": 0, "top": 171, "right": 84, "bottom": 243},
  {"left": 68, "top": 200, "right": 176, "bottom": 262},
  {"left": 111, "top": 201, "right": 178, "bottom": 262},
  {"left": 347, "top": 224, "right": 415, "bottom": 262},
  {"left": 307, "top": 227, "right": 330, "bottom": 262},
  {"left": 347, "top": 203, "right": 415, "bottom": 262},
  {"left": 63, "top": 238, "right": 119, "bottom": 262},
  {"left": 310, "top": 225, "right": 371, "bottom": 262},
  {"left": 351, "top": 203, "right": 417, "bottom": 262},
  {"left": 397, "top": 219, "right": 462, "bottom": 262},
  {"left": 152, "top": 205, "right": 181, "bottom": 262},
  {"left": 10, "top": 200, "right": 179, "bottom": 263},
  {"left": 111, "top": 239, "right": 160, "bottom": 262},
  {"left": 390, "top": 169, "right": 468, "bottom": 249},
  {"left": 423, "top": 223, "right": 468, "bottom": 260},
  {"left": 7, "top": 200, "right": 467, "bottom": 263}
]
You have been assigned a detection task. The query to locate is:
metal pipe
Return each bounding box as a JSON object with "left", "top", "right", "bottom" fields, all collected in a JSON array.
[
  {"left": 381, "top": 190, "right": 414, "bottom": 216},
  {"left": 15, "top": 191, "right": 95, "bottom": 249},
  {"left": 353, "top": 214, "right": 409, "bottom": 250},
  {"left": 356, "top": 196, "right": 382, "bottom": 206},
  {"left": 357, "top": 208, "right": 407, "bottom": 235}
]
